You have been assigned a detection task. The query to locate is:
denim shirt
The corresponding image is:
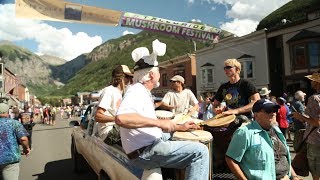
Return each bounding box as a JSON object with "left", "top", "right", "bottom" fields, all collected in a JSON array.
[{"left": 226, "top": 121, "right": 291, "bottom": 179}]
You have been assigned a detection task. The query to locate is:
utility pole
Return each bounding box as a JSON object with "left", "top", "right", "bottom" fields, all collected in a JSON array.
[{"left": 192, "top": 40, "right": 197, "bottom": 52}]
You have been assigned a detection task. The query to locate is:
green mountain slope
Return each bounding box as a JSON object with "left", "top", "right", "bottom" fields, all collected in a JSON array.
[
  {"left": 54, "top": 31, "right": 208, "bottom": 95},
  {"left": 0, "top": 42, "right": 59, "bottom": 95},
  {"left": 257, "top": 0, "right": 320, "bottom": 31}
]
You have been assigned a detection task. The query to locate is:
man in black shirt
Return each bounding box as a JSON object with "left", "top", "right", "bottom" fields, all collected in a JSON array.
[
  {"left": 212, "top": 58, "right": 260, "bottom": 119},
  {"left": 207, "top": 58, "right": 260, "bottom": 175}
]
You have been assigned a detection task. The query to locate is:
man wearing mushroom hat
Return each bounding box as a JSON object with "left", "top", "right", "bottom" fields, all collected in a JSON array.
[
  {"left": 115, "top": 39, "right": 209, "bottom": 180},
  {"left": 292, "top": 70, "right": 320, "bottom": 180}
]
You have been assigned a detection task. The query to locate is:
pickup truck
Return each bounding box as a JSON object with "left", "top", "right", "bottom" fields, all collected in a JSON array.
[
  {"left": 69, "top": 102, "right": 235, "bottom": 180},
  {"left": 70, "top": 102, "right": 145, "bottom": 180}
]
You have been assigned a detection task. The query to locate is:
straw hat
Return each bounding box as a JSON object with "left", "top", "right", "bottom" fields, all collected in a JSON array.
[
  {"left": 305, "top": 72, "right": 320, "bottom": 83},
  {"left": 200, "top": 114, "right": 236, "bottom": 127},
  {"left": 259, "top": 87, "right": 271, "bottom": 96},
  {"left": 0, "top": 103, "right": 9, "bottom": 114}
]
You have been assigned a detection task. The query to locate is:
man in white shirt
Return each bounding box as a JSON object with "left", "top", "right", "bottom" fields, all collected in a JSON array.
[
  {"left": 161, "top": 75, "right": 199, "bottom": 117},
  {"left": 116, "top": 39, "right": 209, "bottom": 180},
  {"left": 95, "top": 65, "right": 133, "bottom": 142}
]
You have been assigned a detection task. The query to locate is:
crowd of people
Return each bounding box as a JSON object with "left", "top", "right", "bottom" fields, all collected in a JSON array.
[
  {"left": 90, "top": 39, "right": 319, "bottom": 180},
  {"left": 1, "top": 39, "right": 319, "bottom": 180}
]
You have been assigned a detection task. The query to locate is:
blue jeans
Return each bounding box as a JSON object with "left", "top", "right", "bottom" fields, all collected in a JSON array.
[
  {"left": 0, "top": 162, "right": 19, "bottom": 180},
  {"left": 130, "top": 134, "right": 210, "bottom": 180}
]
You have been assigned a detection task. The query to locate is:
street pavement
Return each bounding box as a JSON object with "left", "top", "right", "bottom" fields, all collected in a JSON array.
[
  {"left": 18, "top": 115, "right": 313, "bottom": 180},
  {"left": 19, "top": 116, "right": 96, "bottom": 180}
]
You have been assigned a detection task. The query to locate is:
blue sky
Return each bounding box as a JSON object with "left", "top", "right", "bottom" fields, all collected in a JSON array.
[{"left": 0, "top": 0, "right": 290, "bottom": 60}]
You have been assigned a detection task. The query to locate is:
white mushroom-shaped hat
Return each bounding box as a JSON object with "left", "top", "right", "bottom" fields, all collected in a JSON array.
[{"left": 131, "top": 39, "right": 166, "bottom": 71}]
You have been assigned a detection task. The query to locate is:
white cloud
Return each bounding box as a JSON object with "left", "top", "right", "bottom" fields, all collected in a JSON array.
[
  {"left": 207, "top": 0, "right": 291, "bottom": 36},
  {"left": 122, "top": 30, "right": 134, "bottom": 36},
  {"left": 191, "top": 19, "right": 202, "bottom": 23},
  {"left": 220, "top": 19, "right": 258, "bottom": 37},
  {"left": 0, "top": 4, "right": 102, "bottom": 61}
]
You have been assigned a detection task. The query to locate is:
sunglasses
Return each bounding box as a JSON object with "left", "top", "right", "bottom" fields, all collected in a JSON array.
[
  {"left": 224, "top": 66, "right": 235, "bottom": 70},
  {"left": 261, "top": 109, "right": 277, "bottom": 114},
  {"left": 170, "top": 80, "right": 180, "bottom": 83}
]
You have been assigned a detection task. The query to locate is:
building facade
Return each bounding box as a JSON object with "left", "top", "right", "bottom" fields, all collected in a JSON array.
[
  {"left": 196, "top": 30, "right": 269, "bottom": 96},
  {"left": 196, "top": 8, "right": 320, "bottom": 98},
  {"left": 266, "top": 13, "right": 320, "bottom": 97},
  {"left": 152, "top": 54, "right": 197, "bottom": 97}
]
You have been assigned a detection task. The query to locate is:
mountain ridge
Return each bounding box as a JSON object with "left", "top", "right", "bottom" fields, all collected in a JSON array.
[{"left": 0, "top": 31, "right": 209, "bottom": 97}]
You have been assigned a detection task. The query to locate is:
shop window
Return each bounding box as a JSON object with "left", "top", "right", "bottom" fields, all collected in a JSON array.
[
  {"left": 309, "top": 42, "right": 320, "bottom": 68},
  {"left": 293, "top": 44, "right": 307, "bottom": 69},
  {"left": 201, "top": 67, "right": 214, "bottom": 84},
  {"left": 240, "top": 59, "right": 254, "bottom": 79},
  {"left": 291, "top": 41, "right": 320, "bottom": 70}
]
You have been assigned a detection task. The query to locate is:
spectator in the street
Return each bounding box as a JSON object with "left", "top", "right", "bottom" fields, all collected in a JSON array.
[
  {"left": 282, "top": 94, "right": 293, "bottom": 141},
  {"left": 18, "top": 105, "right": 35, "bottom": 149},
  {"left": 60, "top": 107, "right": 64, "bottom": 119},
  {"left": 66, "top": 106, "right": 72, "bottom": 119},
  {"left": 43, "top": 107, "right": 50, "bottom": 124},
  {"left": 292, "top": 70, "right": 320, "bottom": 180},
  {"left": 259, "top": 87, "right": 271, "bottom": 100},
  {"left": 39, "top": 106, "right": 43, "bottom": 122},
  {"left": 202, "top": 92, "right": 215, "bottom": 120},
  {"left": 276, "top": 97, "right": 289, "bottom": 137},
  {"left": 291, "top": 90, "right": 307, "bottom": 146},
  {"left": 95, "top": 65, "right": 133, "bottom": 142},
  {"left": 270, "top": 95, "right": 277, "bottom": 103},
  {"left": 0, "top": 102, "right": 30, "bottom": 180},
  {"left": 197, "top": 95, "right": 204, "bottom": 119},
  {"left": 8, "top": 106, "right": 14, "bottom": 119},
  {"left": 12, "top": 106, "right": 19, "bottom": 120},
  {"left": 116, "top": 39, "right": 209, "bottom": 179},
  {"left": 225, "top": 99, "right": 299, "bottom": 180},
  {"left": 160, "top": 75, "right": 199, "bottom": 117},
  {"left": 49, "top": 106, "right": 56, "bottom": 126}
]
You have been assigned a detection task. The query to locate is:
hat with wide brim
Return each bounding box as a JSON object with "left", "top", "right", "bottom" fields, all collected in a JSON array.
[
  {"left": 259, "top": 87, "right": 271, "bottom": 96},
  {"left": 200, "top": 114, "right": 236, "bottom": 127},
  {"left": 0, "top": 103, "right": 9, "bottom": 114},
  {"left": 305, "top": 72, "right": 320, "bottom": 83}
]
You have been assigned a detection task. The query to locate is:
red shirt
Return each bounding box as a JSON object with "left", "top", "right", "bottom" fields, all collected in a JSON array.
[{"left": 276, "top": 105, "right": 288, "bottom": 128}]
